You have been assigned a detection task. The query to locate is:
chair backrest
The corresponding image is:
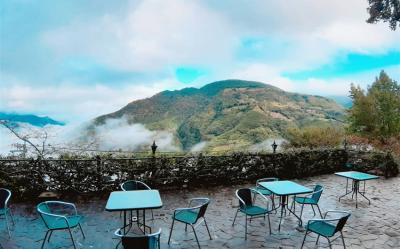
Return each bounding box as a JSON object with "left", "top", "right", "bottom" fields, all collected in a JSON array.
[
  {"left": 0, "top": 188, "right": 11, "bottom": 210},
  {"left": 121, "top": 180, "right": 151, "bottom": 191},
  {"left": 37, "top": 202, "right": 53, "bottom": 229},
  {"left": 335, "top": 213, "right": 351, "bottom": 233},
  {"left": 236, "top": 188, "right": 253, "bottom": 208},
  {"left": 196, "top": 199, "right": 210, "bottom": 221},
  {"left": 311, "top": 184, "right": 323, "bottom": 202},
  {"left": 256, "top": 178, "right": 278, "bottom": 187},
  {"left": 116, "top": 228, "right": 160, "bottom": 249}
]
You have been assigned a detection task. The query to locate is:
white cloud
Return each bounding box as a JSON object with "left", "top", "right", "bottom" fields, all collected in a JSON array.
[
  {"left": 230, "top": 63, "right": 296, "bottom": 92},
  {"left": 190, "top": 141, "right": 208, "bottom": 152},
  {"left": 93, "top": 116, "right": 179, "bottom": 152},
  {"left": 0, "top": 78, "right": 182, "bottom": 123},
  {"left": 43, "top": 0, "right": 236, "bottom": 72}
]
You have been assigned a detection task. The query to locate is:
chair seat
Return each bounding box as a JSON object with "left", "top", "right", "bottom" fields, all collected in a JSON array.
[
  {"left": 174, "top": 210, "right": 198, "bottom": 224},
  {"left": 47, "top": 215, "right": 82, "bottom": 229},
  {"left": 295, "top": 197, "right": 318, "bottom": 205},
  {"left": 307, "top": 220, "right": 336, "bottom": 237},
  {"left": 0, "top": 208, "right": 8, "bottom": 215},
  {"left": 254, "top": 186, "right": 273, "bottom": 196},
  {"left": 240, "top": 205, "right": 269, "bottom": 216}
]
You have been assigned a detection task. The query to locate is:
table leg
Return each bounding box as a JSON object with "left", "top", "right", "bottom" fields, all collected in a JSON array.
[
  {"left": 354, "top": 180, "right": 358, "bottom": 208},
  {"left": 123, "top": 211, "right": 126, "bottom": 234},
  {"left": 357, "top": 180, "right": 371, "bottom": 205},
  {"left": 278, "top": 195, "right": 286, "bottom": 231},
  {"left": 339, "top": 178, "right": 354, "bottom": 202},
  {"left": 143, "top": 209, "right": 146, "bottom": 234}
]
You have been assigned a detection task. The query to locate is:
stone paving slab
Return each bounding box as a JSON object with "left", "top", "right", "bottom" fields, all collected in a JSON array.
[{"left": 0, "top": 174, "right": 399, "bottom": 248}]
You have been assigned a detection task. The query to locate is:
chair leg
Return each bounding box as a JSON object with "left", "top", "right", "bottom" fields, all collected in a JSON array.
[
  {"left": 272, "top": 195, "right": 277, "bottom": 214},
  {"left": 8, "top": 209, "right": 15, "bottom": 225},
  {"left": 67, "top": 227, "right": 77, "bottom": 249},
  {"left": 267, "top": 213, "right": 272, "bottom": 235},
  {"left": 79, "top": 223, "right": 86, "bottom": 238},
  {"left": 151, "top": 210, "right": 154, "bottom": 220},
  {"left": 191, "top": 225, "right": 201, "bottom": 249},
  {"left": 327, "top": 237, "right": 332, "bottom": 249},
  {"left": 41, "top": 230, "right": 50, "bottom": 249},
  {"left": 299, "top": 203, "right": 305, "bottom": 221},
  {"left": 311, "top": 205, "right": 316, "bottom": 216},
  {"left": 5, "top": 211, "right": 11, "bottom": 238},
  {"left": 204, "top": 218, "right": 212, "bottom": 240},
  {"left": 316, "top": 235, "right": 320, "bottom": 245},
  {"left": 300, "top": 231, "right": 308, "bottom": 249},
  {"left": 167, "top": 219, "right": 175, "bottom": 244},
  {"left": 232, "top": 209, "right": 239, "bottom": 226},
  {"left": 185, "top": 224, "right": 188, "bottom": 232},
  {"left": 47, "top": 230, "right": 53, "bottom": 242},
  {"left": 341, "top": 231, "right": 347, "bottom": 249},
  {"left": 316, "top": 204, "right": 323, "bottom": 218},
  {"left": 245, "top": 214, "right": 247, "bottom": 240}
]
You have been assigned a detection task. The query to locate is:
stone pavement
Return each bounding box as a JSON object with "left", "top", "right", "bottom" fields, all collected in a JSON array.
[{"left": 1, "top": 174, "right": 399, "bottom": 249}]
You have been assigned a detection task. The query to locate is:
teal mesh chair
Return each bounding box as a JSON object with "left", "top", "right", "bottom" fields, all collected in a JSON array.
[
  {"left": 121, "top": 180, "right": 154, "bottom": 221},
  {"left": 114, "top": 227, "right": 161, "bottom": 249},
  {"left": 37, "top": 201, "right": 85, "bottom": 249},
  {"left": 168, "top": 198, "right": 212, "bottom": 249},
  {"left": 0, "top": 188, "right": 15, "bottom": 237},
  {"left": 291, "top": 184, "right": 324, "bottom": 219},
  {"left": 253, "top": 178, "right": 278, "bottom": 211},
  {"left": 301, "top": 210, "right": 351, "bottom": 249},
  {"left": 232, "top": 188, "right": 273, "bottom": 240}
]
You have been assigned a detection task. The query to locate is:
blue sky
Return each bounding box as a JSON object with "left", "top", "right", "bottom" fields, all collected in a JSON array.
[{"left": 1, "top": 0, "right": 399, "bottom": 123}]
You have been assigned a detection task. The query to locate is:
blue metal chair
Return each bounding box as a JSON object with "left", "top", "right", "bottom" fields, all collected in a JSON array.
[
  {"left": 114, "top": 227, "right": 161, "bottom": 249},
  {"left": 232, "top": 188, "right": 273, "bottom": 240},
  {"left": 301, "top": 210, "right": 351, "bottom": 249},
  {"left": 37, "top": 201, "right": 85, "bottom": 249},
  {"left": 253, "top": 178, "right": 278, "bottom": 211},
  {"left": 121, "top": 180, "right": 154, "bottom": 221},
  {"left": 291, "top": 184, "right": 324, "bottom": 219},
  {"left": 168, "top": 198, "right": 212, "bottom": 249},
  {"left": 0, "top": 188, "right": 15, "bottom": 237}
]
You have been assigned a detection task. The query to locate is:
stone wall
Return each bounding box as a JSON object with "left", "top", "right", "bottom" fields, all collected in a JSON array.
[{"left": 0, "top": 149, "right": 398, "bottom": 200}]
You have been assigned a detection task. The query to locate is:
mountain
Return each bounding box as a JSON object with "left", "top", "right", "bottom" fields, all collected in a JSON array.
[
  {"left": 94, "top": 80, "right": 345, "bottom": 151},
  {"left": 328, "top": 95, "right": 353, "bottom": 108},
  {"left": 0, "top": 112, "right": 65, "bottom": 127}
]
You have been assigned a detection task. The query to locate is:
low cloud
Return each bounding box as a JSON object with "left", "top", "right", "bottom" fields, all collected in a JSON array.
[
  {"left": 249, "top": 138, "right": 286, "bottom": 153},
  {"left": 92, "top": 116, "right": 179, "bottom": 152},
  {"left": 190, "top": 141, "right": 208, "bottom": 152}
]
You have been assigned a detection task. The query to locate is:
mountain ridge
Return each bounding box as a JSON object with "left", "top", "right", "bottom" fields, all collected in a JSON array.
[
  {"left": 94, "top": 80, "right": 345, "bottom": 151},
  {"left": 0, "top": 112, "right": 65, "bottom": 127}
]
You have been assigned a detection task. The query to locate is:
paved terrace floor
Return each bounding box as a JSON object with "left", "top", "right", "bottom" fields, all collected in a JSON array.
[{"left": 1, "top": 174, "right": 399, "bottom": 249}]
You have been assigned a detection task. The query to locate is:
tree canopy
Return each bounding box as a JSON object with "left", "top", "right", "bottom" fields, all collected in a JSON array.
[
  {"left": 348, "top": 71, "right": 400, "bottom": 142},
  {"left": 367, "top": 0, "right": 400, "bottom": 30}
]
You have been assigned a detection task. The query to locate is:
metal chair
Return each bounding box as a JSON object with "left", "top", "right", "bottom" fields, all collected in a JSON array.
[
  {"left": 291, "top": 184, "right": 324, "bottom": 219},
  {"left": 0, "top": 188, "right": 15, "bottom": 237},
  {"left": 114, "top": 227, "right": 161, "bottom": 249},
  {"left": 253, "top": 178, "right": 278, "bottom": 211},
  {"left": 232, "top": 188, "right": 273, "bottom": 240},
  {"left": 168, "top": 198, "right": 212, "bottom": 249},
  {"left": 301, "top": 210, "right": 351, "bottom": 249},
  {"left": 121, "top": 180, "right": 154, "bottom": 221},
  {"left": 37, "top": 201, "right": 85, "bottom": 249}
]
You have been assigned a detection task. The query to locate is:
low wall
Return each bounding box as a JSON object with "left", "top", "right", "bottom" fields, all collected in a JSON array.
[{"left": 0, "top": 149, "right": 398, "bottom": 200}]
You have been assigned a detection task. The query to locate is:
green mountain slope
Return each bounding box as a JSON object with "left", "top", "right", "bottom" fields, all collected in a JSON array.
[{"left": 94, "top": 80, "right": 345, "bottom": 151}]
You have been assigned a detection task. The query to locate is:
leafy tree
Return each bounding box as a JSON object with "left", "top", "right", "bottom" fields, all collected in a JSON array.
[
  {"left": 348, "top": 70, "right": 400, "bottom": 142},
  {"left": 367, "top": 0, "right": 400, "bottom": 30},
  {"left": 284, "top": 125, "right": 345, "bottom": 149}
]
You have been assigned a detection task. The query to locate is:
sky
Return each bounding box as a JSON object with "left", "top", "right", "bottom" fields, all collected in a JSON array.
[{"left": 1, "top": 0, "right": 399, "bottom": 124}]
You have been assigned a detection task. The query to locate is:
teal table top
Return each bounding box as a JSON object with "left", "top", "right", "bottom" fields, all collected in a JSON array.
[
  {"left": 335, "top": 171, "right": 379, "bottom": 181},
  {"left": 105, "top": 190, "right": 163, "bottom": 211},
  {"left": 259, "top": 180, "right": 312, "bottom": 196}
]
